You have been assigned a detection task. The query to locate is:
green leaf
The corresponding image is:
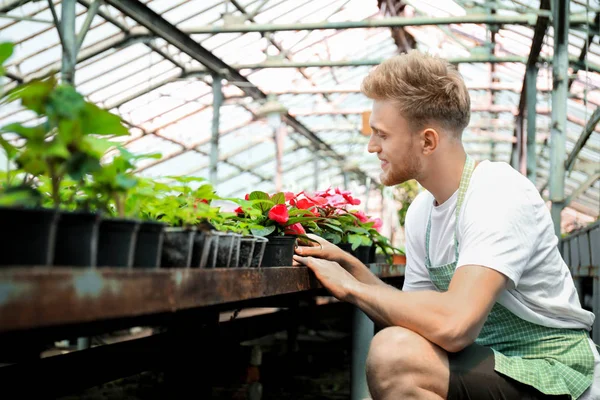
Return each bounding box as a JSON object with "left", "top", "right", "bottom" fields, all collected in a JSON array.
[
  {"left": 322, "top": 232, "right": 342, "bottom": 244},
  {"left": 80, "top": 102, "right": 129, "bottom": 136},
  {"left": 323, "top": 223, "right": 343, "bottom": 233},
  {"left": 251, "top": 199, "right": 274, "bottom": 213},
  {"left": 65, "top": 151, "right": 101, "bottom": 180},
  {"left": 0, "top": 122, "right": 47, "bottom": 140},
  {"left": 82, "top": 136, "right": 117, "bottom": 158},
  {"left": 345, "top": 226, "right": 369, "bottom": 235},
  {"left": 289, "top": 208, "right": 315, "bottom": 216},
  {"left": 47, "top": 84, "right": 85, "bottom": 120},
  {"left": 3, "top": 78, "right": 56, "bottom": 114},
  {"left": 251, "top": 225, "right": 276, "bottom": 237},
  {"left": 249, "top": 191, "right": 270, "bottom": 201},
  {"left": 115, "top": 173, "right": 138, "bottom": 189},
  {"left": 270, "top": 192, "right": 285, "bottom": 205},
  {"left": 0, "top": 42, "right": 14, "bottom": 66},
  {"left": 0, "top": 136, "right": 17, "bottom": 159},
  {"left": 287, "top": 216, "right": 322, "bottom": 225}
]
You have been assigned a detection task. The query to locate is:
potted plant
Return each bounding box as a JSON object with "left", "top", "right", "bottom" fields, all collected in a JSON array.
[
  {"left": 0, "top": 45, "right": 130, "bottom": 266},
  {"left": 136, "top": 176, "right": 221, "bottom": 268},
  {"left": 291, "top": 187, "right": 404, "bottom": 265},
  {"left": 83, "top": 146, "right": 163, "bottom": 267},
  {"left": 230, "top": 191, "right": 320, "bottom": 267}
]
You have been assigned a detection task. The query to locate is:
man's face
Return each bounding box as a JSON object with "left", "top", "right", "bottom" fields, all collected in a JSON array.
[{"left": 367, "top": 99, "right": 422, "bottom": 186}]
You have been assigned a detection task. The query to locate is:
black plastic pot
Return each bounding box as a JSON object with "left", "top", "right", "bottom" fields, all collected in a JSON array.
[
  {"left": 239, "top": 236, "right": 257, "bottom": 268},
  {"left": 0, "top": 206, "right": 60, "bottom": 267},
  {"left": 228, "top": 234, "right": 242, "bottom": 268},
  {"left": 250, "top": 236, "right": 268, "bottom": 268},
  {"left": 160, "top": 228, "right": 195, "bottom": 268},
  {"left": 133, "top": 221, "right": 165, "bottom": 268},
  {"left": 215, "top": 232, "right": 235, "bottom": 268},
  {"left": 261, "top": 235, "right": 297, "bottom": 267},
  {"left": 190, "top": 229, "right": 215, "bottom": 268},
  {"left": 53, "top": 211, "right": 101, "bottom": 267},
  {"left": 97, "top": 218, "right": 140, "bottom": 267},
  {"left": 339, "top": 243, "right": 375, "bottom": 264}
]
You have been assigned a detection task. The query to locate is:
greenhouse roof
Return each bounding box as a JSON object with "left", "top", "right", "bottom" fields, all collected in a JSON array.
[{"left": 0, "top": 0, "right": 598, "bottom": 226}]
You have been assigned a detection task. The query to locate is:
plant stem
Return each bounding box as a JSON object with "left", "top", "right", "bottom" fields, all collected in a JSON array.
[
  {"left": 116, "top": 193, "right": 124, "bottom": 218},
  {"left": 48, "top": 162, "right": 60, "bottom": 208}
]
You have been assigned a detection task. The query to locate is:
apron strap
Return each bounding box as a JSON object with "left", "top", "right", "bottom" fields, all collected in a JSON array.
[{"left": 425, "top": 154, "right": 476, "bottom": 265}]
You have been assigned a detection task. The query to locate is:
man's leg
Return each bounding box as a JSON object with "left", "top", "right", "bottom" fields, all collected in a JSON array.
[
  {"left": 366, "top": 327, "right": 571, "bottom": 400},
  {"left": 366, "top": 326, "right": 449, "bottom": 400}
]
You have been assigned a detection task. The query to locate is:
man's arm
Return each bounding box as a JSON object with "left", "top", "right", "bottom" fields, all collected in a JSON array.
[{"left": 294, "top": 254, "right": 508, "bottom": 353}]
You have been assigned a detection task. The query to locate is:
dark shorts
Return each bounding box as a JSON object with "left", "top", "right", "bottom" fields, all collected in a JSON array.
[{"left": 448, "top": 343, "right": 570, "bottom": 400}]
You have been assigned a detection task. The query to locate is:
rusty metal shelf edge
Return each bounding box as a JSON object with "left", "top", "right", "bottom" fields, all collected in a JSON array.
[{"left": 0, "top": 264, "right": 405, "bottom": 333}]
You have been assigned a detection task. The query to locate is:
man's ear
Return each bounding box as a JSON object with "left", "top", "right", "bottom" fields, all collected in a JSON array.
[{"left": 420, "top": 128, "right": 439, "bottom": 155}]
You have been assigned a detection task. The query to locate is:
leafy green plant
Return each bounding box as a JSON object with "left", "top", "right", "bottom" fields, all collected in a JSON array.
[
  {"left": 0, "top": 75, "right": 128, "bottom": 209},
  {"left": 135, "top": 176, "right": 221, "bottom": 227}
]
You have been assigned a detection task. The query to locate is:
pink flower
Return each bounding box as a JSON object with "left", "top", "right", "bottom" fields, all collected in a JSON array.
[
  {"left": 284, "top": 192, "right": 296, "bottom": 202},
  {"left": 268, "top": 204, "right": 289, "bottom": 224},
  {"left": 371, "top": 217, "right": 383, "bottom": 231},
  {"left": 284, "top": 223, "right": 306, "bottom": 235}
]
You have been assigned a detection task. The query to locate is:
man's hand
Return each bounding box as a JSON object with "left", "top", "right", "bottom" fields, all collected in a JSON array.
[
  {"left": 295, "top": 234, "right": 348, "bottom": 264},
  {"left": 293, "top": 254, "right": 359, "bottom": 301}
]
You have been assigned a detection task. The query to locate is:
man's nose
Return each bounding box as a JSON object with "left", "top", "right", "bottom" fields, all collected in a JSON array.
[{"left": 367, "top": 135, "right": 380, "bottom": 154}]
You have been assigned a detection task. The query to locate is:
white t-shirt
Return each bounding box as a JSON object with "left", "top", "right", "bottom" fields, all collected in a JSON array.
[{"left": 402, "top": 159, "right": 600, "bottom": 399}]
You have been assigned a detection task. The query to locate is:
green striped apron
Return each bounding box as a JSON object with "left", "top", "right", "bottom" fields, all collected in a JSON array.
[{"left": 425, "top": 155, "right": 595, "bottom": 399}]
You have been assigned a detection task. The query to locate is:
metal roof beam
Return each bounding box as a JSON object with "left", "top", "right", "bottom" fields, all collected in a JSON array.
[
  {"left": 565, "top": 170, "right": 600, "bottom": 207},
  {"left": 183, "top": 14, "right": 595, "bottom": 34},
  {"left": 0, "top": 0, "right": 33, "bottom": 13},
  {"left": 103, "top": 0, "right": 357, "bottom": 176},
  {"left": 565, "top": 107, "right": 600, "bottom": 172}
]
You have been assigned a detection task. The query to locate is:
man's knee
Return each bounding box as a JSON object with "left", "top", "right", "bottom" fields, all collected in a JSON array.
[{"left": 366, "top": 326, "right": 428, "bottom": 378}]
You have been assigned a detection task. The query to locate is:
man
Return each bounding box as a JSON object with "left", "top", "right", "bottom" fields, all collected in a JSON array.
[{"left": 293, "top": 50, "right": 600, "bottom": 399}]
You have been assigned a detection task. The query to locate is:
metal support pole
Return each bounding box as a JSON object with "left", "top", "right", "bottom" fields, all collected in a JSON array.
[
  {"left": 594, "top": 277, "right": 600, "bottom": 344},
  {"left": 351, "top": 175, "right": 374, "bottom": 400},
  {"left": 313, "top": 157, "right": 319, "bottom": 192},
  {"left": 526, "top": 65, "right": 539, "bottom": 182},
  {"left": 60, "top": 0, "right": 77, "bottom": 84},
  {"left": 271, "top": 114, "right": 284, "bottom": 192},
  {"left": 549, "top": 0, "right": 570, "bottom": 236},
  {"left": 343, "top": 171, "right": 350, "bottom": 191},
  {"left": 209, "top": 75, "right": 222, "bottom": 185}
]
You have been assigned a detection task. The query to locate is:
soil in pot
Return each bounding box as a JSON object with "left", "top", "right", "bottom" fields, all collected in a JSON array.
[
  {"left": 239, "top": 236, "right": 256, "bottom": 268},
  {"left": 250, "top": 236, "right": 268, "bottom": 267},
  {"left": 0, "top": 206, "right": 60, "bottom": 267},
  {"left": 160, "top": 228, "right": 195, "bottom": 268},
  {"left": 53, "top": 210, "right": 100, "bottom": 267},
  {"left": 97, "top": 218, "right": 140, "bottom": 267},
  {"left": 133, "top": 221, "right": 165, "bottom": 268},
  {"left": 261, "top": 235, "right": 297, "bottom": 267}
]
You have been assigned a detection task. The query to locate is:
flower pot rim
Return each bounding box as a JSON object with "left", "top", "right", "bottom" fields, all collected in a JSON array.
[{"left": 0, "top": 205, "right": 59, "bottom": 214}]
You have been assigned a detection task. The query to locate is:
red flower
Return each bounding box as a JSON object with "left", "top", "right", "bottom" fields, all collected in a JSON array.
[
  {"left": 268, "top": 204, "right": 289, "bottom": 224},
  {"left": 284, "top": 223, "right": 306, "bottom": 235},
  {"left": 234, "top": 206, "right": 243, "bottom": 214},
  {"left": 352, "top": 210, "right": 369, "bottom": 223},
  {"left": 244, "top": 193, "right": 250, "bottom": 200}
]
